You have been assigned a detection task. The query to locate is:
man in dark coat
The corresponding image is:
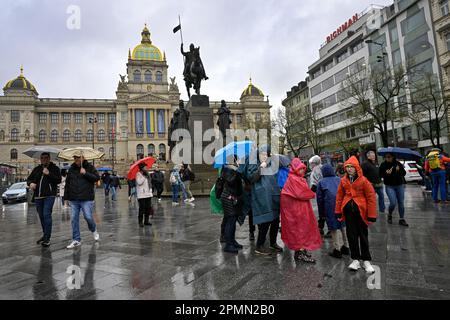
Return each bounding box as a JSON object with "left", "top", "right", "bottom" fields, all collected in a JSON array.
[
  {"left": 109, "top": 172, "right": 121, "bottom": 201},
  {"left": 361, "top": 150, "right": 385, "bottom": 214},
  {"left": 151, "top": 165, "right": 165, "bottom": 201},
  {"left": 27, "top": 152, "right": 62, "bottom": 247}
]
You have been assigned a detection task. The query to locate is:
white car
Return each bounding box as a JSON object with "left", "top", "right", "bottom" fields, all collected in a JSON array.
[
  {"left": 2, "top": 182, "right": 29, "bottom": 204},
  {"left": 402, "top": 161, "right": 422, "bottom": 183}
]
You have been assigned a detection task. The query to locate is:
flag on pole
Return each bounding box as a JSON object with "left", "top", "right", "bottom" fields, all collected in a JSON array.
[{"left": 173, "top": 24, "right": 181, "bottom": 33}]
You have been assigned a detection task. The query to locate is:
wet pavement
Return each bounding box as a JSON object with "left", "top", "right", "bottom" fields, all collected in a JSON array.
[{"left": 0, "top": 185, "right": 449, "bottom": 300}]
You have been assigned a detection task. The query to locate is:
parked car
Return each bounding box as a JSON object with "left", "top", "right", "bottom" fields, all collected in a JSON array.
[
  {"left": 402, "top": 161, "right": 422, "bottom": 183},
  {"left": 2, "top": 182, "right": 29, "bottom": 204}
]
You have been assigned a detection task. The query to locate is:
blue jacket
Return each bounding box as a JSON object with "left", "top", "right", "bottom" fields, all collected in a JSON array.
[
  {"left": 245, "top": 145, "right": 281, "bottom": 225},
  {"left": 277, "top": 166, "right": 289, "bottom": 189},
  {"left": 316, "top": 164, "right": 344, "bottom": 230}
]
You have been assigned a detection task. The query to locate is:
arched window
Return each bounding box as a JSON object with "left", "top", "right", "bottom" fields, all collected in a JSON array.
[
  {"left": 144, "top": 70, "right": 152, "bottom": 83},
  {"left": 63, "top": 129, "right": 70, "bottom": 142},
  {"left": 39, "top": 130, "right": 46, "bottom": 142},
  {"left": 133, "top": 70, "right": 141, "bottom": 82},
  {"left": 50, "top": 129, "right": 58, "bottom": 142},
  {"left": 0, "top": 130, "right": 4, "bottom": 141},
  {"left": 156, "top": 71, "right": 163, "bottom": 83},
  {"left": 159, "top": 143, "right": 166, "bottom": 160},
  {"left": 98, "top": 129, "right": 105, "bottom": 141},
  {"left": 74, "top": 129, "right": 82, "bottom": 141},
  {"left": 10, "top": 148, "right": 18, "bottom": 160},
  {"left": 11, "top": 128, "right": 19, "bottom": 142},
  {"left": 86, "top": 129, "right": 93, "bottom": 142},
  {"left": 148, "top": 144, "right": 155, "bottom": 156},
  {"left": 98, "top": 147, "right": 105, "bottom": 154},
  {"left": 24, "top": 130, "right": 30, "bottom": 141},
  {"left": 136, "top": 144, "right": 144, "bottom": 158}
]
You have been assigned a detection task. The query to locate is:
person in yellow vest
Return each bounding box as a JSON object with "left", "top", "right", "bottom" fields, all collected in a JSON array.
[{"left": 425, "top": 148, "right": 450, "bottom": 204}]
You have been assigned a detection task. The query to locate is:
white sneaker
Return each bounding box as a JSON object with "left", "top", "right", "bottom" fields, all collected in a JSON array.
[
  {"left": 93, "top": 230, "right": 100, "bottom": 242},
  {"left": 158, "top": 198, "right": 162, "bottom": 202},
  {"left": 172, "top": 202, "right": 179, "bottom": 206},
  {"left": 189, "top": 197, "right": 195, "bottom": 202},
  {"left": 184, "top": 199, "right": 190, "bottom": 203},
  {"left": 66, "top": 240, "right": 81, "bottom": 249},
  {"left": 348, "top": 259, "right": 361, "bottom": 271},
  {"left": 363, "top": 261, "right": 375, "bottom": 273}
]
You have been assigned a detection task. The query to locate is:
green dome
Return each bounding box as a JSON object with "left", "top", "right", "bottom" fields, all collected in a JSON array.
[{"left": 131, "top": 25, "right": 163, "bottom": 61}]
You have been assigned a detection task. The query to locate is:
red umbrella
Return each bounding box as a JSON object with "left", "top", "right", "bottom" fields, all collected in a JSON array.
[{"left": 127, "top": 157, "right": 156, "bottom": 180}]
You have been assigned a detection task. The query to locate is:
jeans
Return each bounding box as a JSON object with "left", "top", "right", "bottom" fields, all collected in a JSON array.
[
  {"left": 35, "top": 197, "right": 56, "bottom": 241},
  {"left": 179, "top": 182, "right": 188, "bottom": 201},
  {"left": 385, "top": 185, "right": 405, "bottom": 219},
  {"left": 431, "top": 170, "right": 447, "bottom": 201},
  {"left": 374, "top": 186, "right": 386, "bottom": 213},
  {"left": 104, "top": 184, "right": 110, "bottom": 196},
  {"left": 70, "top": 200, "right": 96, "bottom": 242},
  {"left": 172, "top": 184, "right": 179, "bottom": 203},
  {"left": 224, "top": 215, "right": 237, "bottom": 248},
  {"left": 110, "top": 186, "right": 117, "bottom": 200}
]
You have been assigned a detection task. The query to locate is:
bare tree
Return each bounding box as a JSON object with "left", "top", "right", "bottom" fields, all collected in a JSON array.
[
  {"left": 305, "top": 106, "right": 323, "bottom": 155},
  {"left": 272, "top": 106, "right": 308, "bottom": 157}
]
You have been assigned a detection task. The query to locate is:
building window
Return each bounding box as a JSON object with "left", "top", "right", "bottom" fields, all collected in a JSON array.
[
  {"left": 120, "top": 111, "right": 127, "bottom": 121},
  {"left": 446, "top": 33, "right": 450, "bottom": 51},
  {"left": 98, "top": 147, "right": 105, "bottom": 154},
  {"left": 352, "top": 41, "right": 364, "bottom": 53},
  {"left": 63, "top": 129, "right": 70, "bottom": 142},
  {"left": 10, "top": 128, "right": 19, "bottom": 142},
  {"left": 63, "top": 113, "right": 71, "bottom": 124},
  {"left": 145, "top": 70, "right": 152, "bottom": 83},
  {"left": 10, "top": 149, "right": 18, "bottom": 160},
  {"left": 236, "top": 114, "right": 242, "bottom": 124},
  {"left": 51, "top": 113, "right": 59, "bottom": 124},
  {"left": 156, "top": 71, "right": 163, "bottom": 83},
  {"left": 441, "top": 0, "right": 449, "bottom": 16},
  {"left": 136, "top": 144, "right": 144, "bottom": 158},
  {"left": 404, "top": 33, "right": 431, "bottom": 61},
  {"left": 401, "top": 9, "right": 426, "bottom": 35},
  {"left": 392, "top": 49, "right": 402, "bottom": 65},
  {"left": 311, "top": 83, "right": 322, "bottom": 97},
  {"left": 97, "top": 113, "right": 105, "bottom": 123},
  {"left": 39, "top": 113, "right": 47, "bottom": 124},
  {"left": 98, "top": 129, "right": 105, "bottom": 141},
  {"left": 11, "top": 111, "right": 20, "bottom": 122},
  {"left": 255, "top": 112, "right": 262, "bottom": 121},
  {"left": 74, "top": 129, "right": 82, "bottom": 141},
  {"left": 335, "top": 67, "right": 349, "bottom": 84},
  {"left": 108, "top": 113, "right": 116, "bottom": 124},
  {"left": 121, "top": 128, "right": 127, "bottom": 139},
  {"left": 133, "top": 70, "right": 141, "bottom": 82},
  {"left": 148, "top": 144, "right": 155, "bottom": 156},
  {"left": 403, "top": 126, "right": 413, "bottom": 140},
  {"left": 346, "top": 127, "right": 356, "bottom": 139},
  {"left": 39, "top": 130, "right": 46, "bottom": 142},
  {"left": 159, "top": 144, "right": 166, "bottom": 160},
  {"left": 24, "top": 130, "right": 30, "bottom": 141},
  {"left": 86, "top": 129, "right": 94, "bottom": 142},
  {"left": 322, "top": 76, "right": 335, "bottom": 91},
  {"left": 336, "top": 50, "right": 349, "bottom": 64},
  {"left": 86, "top": 113, "right": 94, "bottom": 123},
  {"left": 324, "top": 60, "right": 334, "bottom": 71},
  {"left": 50, "top": 130, "right": 58, "bottom": 142},
  {"left": 0, "top": 130, "right": 4, "bottom": 141},
  {"left": 74, "top": 113, "right": 82, "bottom": 124}
]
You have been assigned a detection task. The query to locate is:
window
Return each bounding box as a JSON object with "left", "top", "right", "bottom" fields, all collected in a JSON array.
[
  {"left": 255, "top": 112, "right": 262, "bottom": 121},
  {"left": 39, "top": 113, "right": 47, "bottom": 124},
  {"left": 86, "top": 129, "right": 93, "bottom": 142},
  {"left": 11, "top": 111, "right": 20, "bottom": 122},
  {"left": 51, "top": 113, "right": 59, "bottom": 124},
  {"left": 403, "top": 126, "right": 413, "bottom": 140},
  {"left": 310, "top": 83, "right": 322, "bottom": 97},
  {"left": 120, "top": 111, "right": 127, "bottom": 121},
  {"left": 335, "top": 67, "right": 349, "bottom": 84},
  {"left": 408, "top": 59, "right": 433, "bottom": 81},
  {"left": 10, "top": 149, "right": 18, "bottom": 160},
  {"left": 156, "top": 71, "right": 163, "bottom": 83},
  {"left": 352, "top": 41, "right": 364, "bottom": 53},
  {"left": 441, "top": 0, "right": 449, "bottom": 16},
  {"left": 74, "top": 113, "right": 82, "bottom": 124},
  {"left": 98, "top": 147, "right": 105, "bottom": 154},
  {"left": 109, "top": 113, "right": 116, "bottom": 124},
  {"left": 145, "top": 70, "right": 152, "bottom": 83},
  {"left": 324, "top": 60, "right": 334, "bottom": 71},
  {"left": 121, "top": 128, "right": 127, "bottom": 139},
  {"left": 446, "top": 33, "right": 450, "bottom": 51},
  {"left": 312, "top": 68, "right": 322, "bottom": 79},
  {"left": 336, "top": 50, "right": 349, "bottom": 63},
  {"left": 404, "top": 33, "right": 431, "bottom": 61},
  {"left": 63, "top": 113, "right": 71, "bottom": 124},
  {"left": 74, "top": 129, "right": 82, "bottom": 141},
  {"left": 392, "top": 49, "right": 402, "bottom": 65},
  {"left": 159, "top": 144, "right": 166, "bottom": 160},
  {"left": 349, "top": 58, "right": 365, "bottom": 74},
  {"left": 86, "top": 113, "right": 94, "bottom": 123},
  {"left": 322, "top": 76, "right": 335, "bottom": 91},
  {"left": 401, "top": 9, "right": 426, "bottom": 35},
  {"left": 236, "top": 114, "right": 242, "bottom": 124},
  {"left": 133, "top": 70, "right": 141, "bottom": 82},
  {"left": 50, "top": 130, "right": 58, "bottom": 142},
  {"left": 136, "top": 144, "right": 144, "bottom": 158},
  {"left": 148, "top": 144, "right": 155, "bottom": 156},
  {"left": 63, "top": 129, "right": 70, "bottom": 142},
  {"left": 97, "top": 113, "right": 105, "bottom": 123},
  {"left": 389, "top": 23, "right": 398, "bottom": 43},
  {"left": 39, "top": 130, "right": 46, "bottom": 142},
  {"left": 10, "top": 128, "right": 19, "bottom": 142},
  {"left": 346, "top": 127, "right": 356, "bottom": 138},
  {"left": 0, "top": 130, "right": 4, "bottom": 141},
  {"left": 98, "top": 129, "right": 105, "bottom": 141},
  {"left": 322, "top": 94, "right": 337, "bottom": 109},
  {"left": 24, "top": 130, "right": 30, "bottom": 141}
]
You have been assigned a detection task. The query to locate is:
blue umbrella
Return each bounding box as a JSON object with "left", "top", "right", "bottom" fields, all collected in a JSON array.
[
  {"left": 213, "top": 141, "right": 254, "bottom": 168},
  {"left": 97, "top": 167, "right": 113, "bottom": 172},
  {"left": 377, "top": 147, "right": 422, "bottom": 161}
]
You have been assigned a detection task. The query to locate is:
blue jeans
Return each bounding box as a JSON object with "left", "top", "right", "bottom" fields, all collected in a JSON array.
[
  {"left": 35, "top": 197, "right": 56, "bottom": 241},
  {"left": 110, "top": 186, "right": 117, "bottom": 200},
  {"left": 385, "top": 185, "right": 405, "bottom": 219},
  {"left": 172, "top": 184, "right": 179, "bottom": 202},
  {"left": 430, "top": 170, "right": 447, "bottom": 201},
  {"left": 70, "top": 200, "right": 96, "bottom": 242},
  {"left": 374, "top": 186, "right": 386, "bottom": 213},
  {"left": 179, "top": 182, "right": 188, "bottom": 201}
]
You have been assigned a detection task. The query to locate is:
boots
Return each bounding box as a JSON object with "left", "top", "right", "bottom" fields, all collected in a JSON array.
[
  {"left": 144, "top": 215, "right": 152, "bottom": 226},
  {"left": 138, "top": 213, "right": 144, "bottom": 227}
]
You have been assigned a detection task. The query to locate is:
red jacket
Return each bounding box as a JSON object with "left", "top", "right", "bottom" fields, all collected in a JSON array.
[
  {"left": 424, "top": 155, "right": 450, "bottom": 173},
  {"left": 335, "top": 156, "right": 377, "bottom": 226}
]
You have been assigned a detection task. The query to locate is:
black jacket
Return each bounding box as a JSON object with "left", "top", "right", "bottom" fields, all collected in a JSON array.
[
  {"left": 151, "top": 171, "right": 165, "bottom": 185},
  {"left": 26, "top": 162, "right": 62, "bottom": 198},
  {"left": 361, "top": 160, "right": 382, "bottom": 185},
  {"left": 64, "top": 161, "right": 100, "bottom": 201},
  {"left": 220, "top": 165, "right": 244, "bottom": 217},
  {"left": 110, "top": 176, "right": 121, "bottom": 188},
  {"left": 379, "top": 160, "right": 406, "bottom": 186}
]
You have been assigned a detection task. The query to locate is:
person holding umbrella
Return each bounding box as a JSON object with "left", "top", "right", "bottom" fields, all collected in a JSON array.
[
  {"left": 26, "top": 152, "right": 62, "bottom": 247},
  {"left": 136, "top": 163, "right": 153, "bottom": 227},
  {"left": 379, "top": 153, "right": 408, "bottom": 227}
]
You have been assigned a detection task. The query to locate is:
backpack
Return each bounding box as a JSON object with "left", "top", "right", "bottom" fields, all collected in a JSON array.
[
  {"left": 215, "top": 176, "right": 225, "bottom": 199},
  {"left": 427, "top": 151, "right": 441, "bottom": 170},
  {"left": 189, "top": 171, "right": 196, "bottom": 181},
  {"left": 170, "top": 172, "right": 177, "bottom": 184}
]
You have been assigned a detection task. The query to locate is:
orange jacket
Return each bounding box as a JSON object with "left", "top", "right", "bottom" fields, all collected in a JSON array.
[
  {"left": 335, "top": 156, "right": 377, "bottom": 225},
  {"left": 424, "top": 155, "right": 450, "bottom": 173}
]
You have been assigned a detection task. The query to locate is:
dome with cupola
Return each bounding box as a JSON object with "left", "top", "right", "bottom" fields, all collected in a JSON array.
[
  {"left": 3, "top": 66, "right": 38, "bottom": 95},
  {"left": 131, "top": 24, "right": 164, "bottom": 61},
  {"left": 241, "top": 78, "right": 264, "bottom": 99}
]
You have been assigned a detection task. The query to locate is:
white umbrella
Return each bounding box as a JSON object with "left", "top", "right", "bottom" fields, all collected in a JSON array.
[
  {"left": 23, "top": 146, "right": 62, "bottom": 161},
  {"left": 58, "top": 147, "right": 104, "bottom": 161}
]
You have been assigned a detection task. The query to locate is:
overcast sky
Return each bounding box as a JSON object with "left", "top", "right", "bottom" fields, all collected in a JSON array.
[{"left": 0, "top": 0, "right": 393, "bottom": 110}]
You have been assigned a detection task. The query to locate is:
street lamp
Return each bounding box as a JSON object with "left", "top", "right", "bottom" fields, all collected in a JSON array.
[
  {"left": 364, "top": 39, "right": 397, "bottom": 147},
  {"left": 88, "top": 117, "right": 97, "bottom": 165}
]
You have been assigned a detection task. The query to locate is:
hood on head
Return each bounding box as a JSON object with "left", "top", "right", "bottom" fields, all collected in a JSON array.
[
  {"left": 343, "top": 156, "right": 363, "bottom": 177},
  {"left": 321, "top": 164, "right": 336, "bottom": 177},
  {"left": 309, "top": 155, "right": 321, "bottom": 167},
  {"left": 289, "top": 158, "right": 306, "bottom": 177}
]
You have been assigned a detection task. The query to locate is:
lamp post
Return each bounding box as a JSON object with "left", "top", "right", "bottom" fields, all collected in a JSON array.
[
  {"left": 365, "top": 39, "right": 397, "bottom": 147},
  {"left": 88, "top": 117, "right": 97, "bottom": 165}
]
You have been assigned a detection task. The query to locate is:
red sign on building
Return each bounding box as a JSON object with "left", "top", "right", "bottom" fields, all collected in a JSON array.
[{"left": 326, "top": 14, "right": 359, "bottom": 43}]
